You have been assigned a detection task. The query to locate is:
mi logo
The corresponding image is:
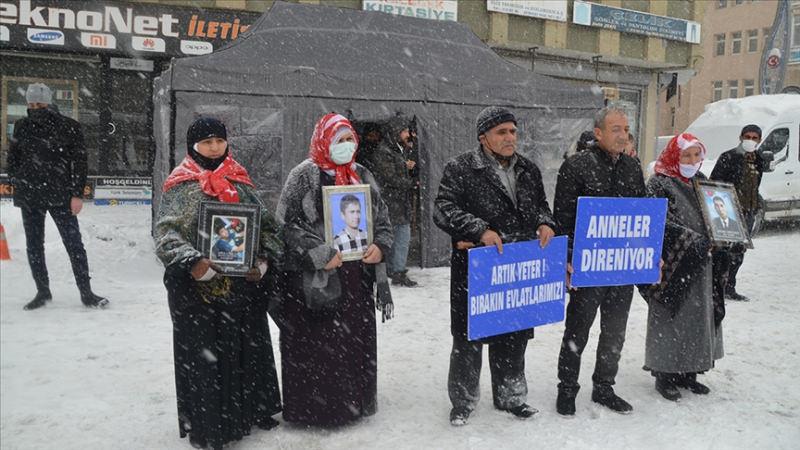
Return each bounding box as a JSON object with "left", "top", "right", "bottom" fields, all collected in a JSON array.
[{"left": 81, "top": 32, "right": 116, "bottom": 49}]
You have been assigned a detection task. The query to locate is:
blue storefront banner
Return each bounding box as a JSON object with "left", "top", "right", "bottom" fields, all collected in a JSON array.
[
  {"left": 570, "top": 197, "right": 667, "bottom": 287},
  {"left": 572, "top": 1, "right": 701, "bottom": 44},
  {"left": 467, "top": 236, "right": 568, "bottom": 341}
]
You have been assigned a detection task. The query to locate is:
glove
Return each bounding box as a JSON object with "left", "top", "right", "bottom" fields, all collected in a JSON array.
[
  {"left": 191, "top": 258, "right": 223, "bottom": 281},
  {"left": 377, "top": 297, "right": 394, "bottom": 323},
  {"left": 245, "top": 259, "right": 269, "bottom": 283}
]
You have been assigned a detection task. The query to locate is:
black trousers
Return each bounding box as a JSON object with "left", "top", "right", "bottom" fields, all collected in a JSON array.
[
  {"left": 20, "top": 206, "right": 91, "bottom": 295},
  {"left": 722, "top": 210, "right": 755, "bottom": 292},
  {"left": 557, "top": 285, "right": 633, "bottom": 394},
  {"left": 448, "top": 334, "right": 528, "bottom": 411}
]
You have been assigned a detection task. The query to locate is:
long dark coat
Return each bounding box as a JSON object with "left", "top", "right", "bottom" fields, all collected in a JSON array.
[
  {"left": 7, "top": 107, "right": 87, "bottom": 208},
  {"left": 710, "top": 147, "right": 769, "bottom": 213},
  {"left": 643, "top": 174, "right": 723, "bottom": 373},
  {"left": 154, "top": 180, "right": 283, "bottom": 449},
  {"left": 274, "top": 160, "right": 393, "bottom": 426},
  {"left": 434, "top": 148, "right": 556, "bottom": 341},
  {"left": 359, "top": 142, "right": 414, "bottom": 226}
]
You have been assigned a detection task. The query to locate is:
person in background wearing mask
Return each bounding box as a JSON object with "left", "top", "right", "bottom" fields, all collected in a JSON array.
[
  {"left": 710, "top": 124, "right": 770, "bottom": 302},
  {"left": 641, "top": 133, "right": 723, "bottom": 402},
  {"left": 7, "top": 83, "right": 109, "bottom": 310},
  {"left": 275, "top": 113, "right": 394, "bottom": 426},
  {"left": 553, "top": 106, "right": 646, "bottom": 416},
  {"left": 434, "top": 106, "right": 556, "bottom": 426}
]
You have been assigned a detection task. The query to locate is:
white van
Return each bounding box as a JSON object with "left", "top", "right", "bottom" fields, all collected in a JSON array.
[{"left": 670, "top": 95, "right": 800, "bottom": 226}]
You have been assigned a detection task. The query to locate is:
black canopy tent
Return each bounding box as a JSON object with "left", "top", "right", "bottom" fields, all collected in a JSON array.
[{"left": 153, "top": 1, "right": 602, "bottom": 267}]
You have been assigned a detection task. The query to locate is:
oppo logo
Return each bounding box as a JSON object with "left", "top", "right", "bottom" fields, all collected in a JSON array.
[{"left": 27, "top": 27, "right": 63, "bottom": 44}]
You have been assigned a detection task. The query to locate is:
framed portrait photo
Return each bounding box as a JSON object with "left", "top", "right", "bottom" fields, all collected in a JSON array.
[
  {"left": 322, "top": 184, "right": 373, "bottom": 262},
  {"left": 197, "top": 201, "right": 262, "bottom": 276},
  {"left": 694, "top": 180, "right": 753, "bottom": 249}
]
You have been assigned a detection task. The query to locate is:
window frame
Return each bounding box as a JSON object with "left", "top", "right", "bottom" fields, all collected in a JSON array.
[
  {"left": 731, "top": 31, "right": 742, "bottom": 54},
  {"left": 713, "top": 81, "right": 724, "bottom": 102},
  {"left": 744, "top": 79, "right": 755, "bottom": 97},
  {"left": 728, "top": 80, "right": 739, "bottom": 99},
  {"left": 747, "top": 29, "right": 759, "bottom": 53},
  {"left": 715, "top": 33, "right": 726, "bottom": 56}
]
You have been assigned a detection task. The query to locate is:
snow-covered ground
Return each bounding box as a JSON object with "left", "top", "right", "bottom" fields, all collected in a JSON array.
[{"left": 1, "top": 202, "right": 798, "bottom": 450}]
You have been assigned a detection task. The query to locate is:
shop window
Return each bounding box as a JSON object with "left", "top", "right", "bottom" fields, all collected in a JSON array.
[
  {"left": 731, "top": 31, "right": 742, "bottom": 54},
  {"left": 715, "top": 34, "right": 726, "bottom": 56},
  {"left": 713, "top": 81, "right": 723, "bottom": 102},
  {"left": 728, "top": 80, "right": 739, "bottom": 98},
  {"left": 748, "top": 30, "right": 759, "bottom": 52},
  {"left": 744, "top": 79, "right": 755, "bottom": 96}
]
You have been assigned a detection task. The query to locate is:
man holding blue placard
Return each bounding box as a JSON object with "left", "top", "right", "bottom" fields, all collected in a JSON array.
[
  {"left": 553, "top": 106, "right": 647, "bottom": 416},
  {"left": 434, "top": 107, "right": 556, "bottom": 426}
]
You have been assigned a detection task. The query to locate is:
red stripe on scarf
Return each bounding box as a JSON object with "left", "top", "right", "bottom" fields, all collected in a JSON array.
[
  {"left": 163, "top": 154, "right": 254, "bottom": 203},
  {"left": 308, "top": 113, "right": 361, "bottom": 186}
]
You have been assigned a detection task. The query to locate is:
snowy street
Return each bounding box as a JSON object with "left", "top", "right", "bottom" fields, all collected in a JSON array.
[{"left": 1, "top": 202, "right": 798, "bottom": 450}]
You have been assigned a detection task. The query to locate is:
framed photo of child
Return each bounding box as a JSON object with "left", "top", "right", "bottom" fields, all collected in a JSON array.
[
  {"left": 694, "top": 180, "right": 753, "bottom": 249},
  {"left": 322, "top": 184, "right": 373, "bottom": 262},
  {"left": 197, "top": 201, "right": 261, "bottom": 276}
]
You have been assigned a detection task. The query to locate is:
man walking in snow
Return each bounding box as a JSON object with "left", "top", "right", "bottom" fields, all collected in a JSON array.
[
  {"left": 7, "top": 83, "right": 109, "bottom": 310},
  {"left": 434, "top": 106, "right": 556, "bottom": 426},
  {"left": 553, "top": 106, "right": 646, "bottom": 416}
]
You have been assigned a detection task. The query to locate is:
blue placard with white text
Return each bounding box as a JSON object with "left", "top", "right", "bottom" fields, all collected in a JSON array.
[
  {"left": 570, "top": 197, "right": 667, "bottom": 287},
  {"left": 467, "top": 237, "right": 568, "bottom": 341}
]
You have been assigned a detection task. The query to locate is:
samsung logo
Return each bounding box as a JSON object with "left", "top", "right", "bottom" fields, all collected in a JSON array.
[{"left": 27, "top": 27, "right": 63, "bottom": 44}]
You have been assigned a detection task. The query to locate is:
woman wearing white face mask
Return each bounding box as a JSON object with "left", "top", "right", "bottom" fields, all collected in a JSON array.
[
  {"left": 274, "top": 113, "right": 395, "bottom": 426},
  {"left": 639, "top": 132, "right": 724, "bottom": 402}
]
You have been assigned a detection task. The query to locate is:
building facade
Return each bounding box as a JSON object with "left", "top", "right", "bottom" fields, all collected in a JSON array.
[
  {"left": 1, "top": 0, "right": 705, "bottom": 184},
  {"left": 660, "top": 0, "right": 800, "bottom": 137}
]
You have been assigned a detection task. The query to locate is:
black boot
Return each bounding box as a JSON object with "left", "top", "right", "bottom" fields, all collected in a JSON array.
[
  {"left": 501, "top": 403, "right": 538, "bottom": 419},
  {"left": 23, "top": 290, "right": 52, "bottom": 310},
  {"left": 556, "top": 391, "right": 576, "bottom": 416},
  {"left": 449, "top": 406, "right": 471, "bottom": 426},
  {"left": 675, "top": 373, "right": 710, "bottom": 395},
  {"left": 81, "top": 292, "right": 110, "bottom": 308},
  {"left": 591, "top": 385, "right": 633, "bottom": 413},
  {"left": 655, "top": 373, "right": 682, "bottom": 401}
]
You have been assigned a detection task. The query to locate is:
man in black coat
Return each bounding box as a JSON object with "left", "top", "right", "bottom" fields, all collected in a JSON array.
[
  {"left": 7, "top": 83, "right": 108, "bottom": 310},
  {"left": 434, "top": 107, "right": 556, "bottom": 426},
  {"left": 553, "top": 106, "right": 646, "bottom": 416},
  {"left": 710, "top": 124, "right": 770, "bottom": 302},
  {"left": 359, "top": 117, "right": 418, "bottom": 287}
]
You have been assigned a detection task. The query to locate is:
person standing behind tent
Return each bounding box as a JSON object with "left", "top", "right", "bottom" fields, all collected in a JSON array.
[
  {"left": 641, "top": 133, "right": 723, "bottom": 401},
  {"left": 710, "top": 124, "right": 771, "bottom": 302},
  {"left": 275, "top": 113, "right": 394, "bottom": 427},
  {"left": 359, "top": 117, "right": 418, "bottom": 287},
  {"left": 553, "top": 106, "right": 646, "bottom": 416},
  {"left": 154, "top": 117, "right": 282, "bottom": 449},
  {"left": 7, "top": 83, "right": 109, "bottom": 310},
  {"left": 434, "top": 106, "right": 556, "bottom": 426}
]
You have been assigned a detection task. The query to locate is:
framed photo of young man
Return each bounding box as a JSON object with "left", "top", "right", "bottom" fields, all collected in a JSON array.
[
  {"left": 322, "top": 184, "right": 373, "bottom": 262},
  {"left": 197, "top": 201, "right": 262, "bottom": 276},
  {"left": 694, "top": 180, "right": 753, "bottom": 249}
]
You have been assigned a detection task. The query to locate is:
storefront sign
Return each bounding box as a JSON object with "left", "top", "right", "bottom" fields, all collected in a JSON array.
[
  {"left": 362, "top": 0, "right": 457, "bottom": 21},
  {"left": 487, "top": 0, "right": 567, "bottom": 22},
  {"left": 467, "top": 238, "right": 568, "bottom": 341},
  {"left": 109, "top": 57, "right": 153, "bottom": 71},
  {"left": 0, "top": 0, "right": 259, "bottom": 57},
  {"left": 570, "top": 197, "right": 667, "bottom": 287},
  {"left": 93, "top": 176, "right": 152, "bottom": 202},
  {"left": 572, "top": 1, "right": 701, "bottom": 44}
]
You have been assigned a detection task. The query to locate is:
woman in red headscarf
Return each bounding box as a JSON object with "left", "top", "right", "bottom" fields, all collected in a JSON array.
[
  {"left": 154, "top": 117, "right": 283, "bottom": 449},
  {"left": 275, "top": 113, "right": 394, "bottom": 426},
  {"left": 641, "top": 132, "right": 724, "bottom": 402}
]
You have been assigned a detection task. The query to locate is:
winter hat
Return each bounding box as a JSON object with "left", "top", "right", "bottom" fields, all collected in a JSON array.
[
  {"left": 476, "top": 106, "right": 516, "bottom": 139},
  {"left": 186, "top": 117, "right": 228, "bottom": 170},
  {"left": 25, "top": 83, "right": 52, "bottom": 104},
  {"left": 740, "top": 124, "right": 762, "bottom": 139}
]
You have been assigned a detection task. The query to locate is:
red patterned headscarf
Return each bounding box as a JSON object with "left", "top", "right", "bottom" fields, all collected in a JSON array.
[
  {"left": 654, "top": 132, "right": 707, "bottom": 183},
  {"left": 162, "top": 153, "right": 254, "bottom": 203},
  {"left": 309, "top": 113, "right": 361, "bottom": 185}
]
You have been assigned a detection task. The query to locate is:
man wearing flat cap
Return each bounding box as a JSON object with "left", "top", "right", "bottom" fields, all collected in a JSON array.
[
  {"left": 434, "top": 106, "right": 556, "bottom": 426},
  {"left": 7, "top": 83, "right": 109, "bottom": 310}
]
